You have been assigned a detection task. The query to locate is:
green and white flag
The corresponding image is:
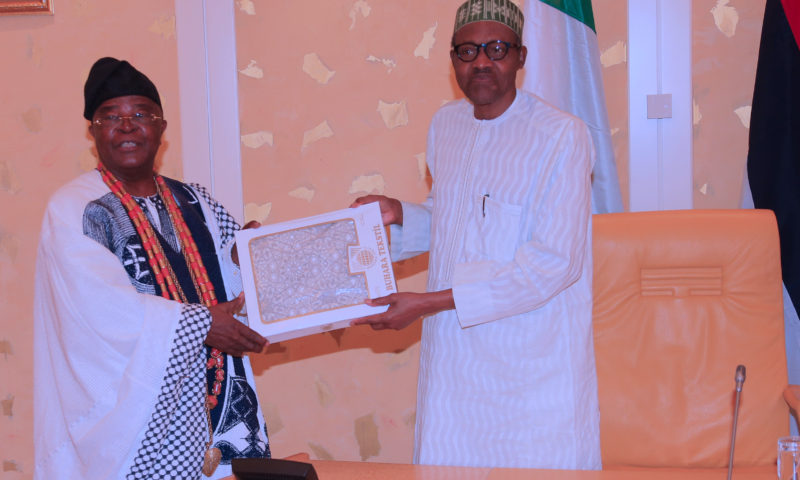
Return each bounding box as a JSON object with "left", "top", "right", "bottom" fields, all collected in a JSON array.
[{"left": 522, "top": 0, "right": 623, "bottom": 214}]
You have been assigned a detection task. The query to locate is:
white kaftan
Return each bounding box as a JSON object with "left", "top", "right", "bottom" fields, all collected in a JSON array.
[
  {"left": 391, "top": 91, "right": 601, "bottom": 469},
  {"left": 34, "top": 171, "right": 268, "bottom": 480}
]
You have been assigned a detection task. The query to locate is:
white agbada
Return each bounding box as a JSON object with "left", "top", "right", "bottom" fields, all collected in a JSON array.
[
  {"left": 391, "top": 90, "right": 601, "bottom": 469},
  {"left": 33, "top": 171, "right": 268, "bottom": 480}
]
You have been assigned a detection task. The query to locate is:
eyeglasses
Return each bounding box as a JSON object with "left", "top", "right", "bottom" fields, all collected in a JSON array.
[
  {"left": 92, "top": 112, "right": 163, "bottom": 128},
  {"left": 452, "top": 40, "right": 520, "bottom": 62}
]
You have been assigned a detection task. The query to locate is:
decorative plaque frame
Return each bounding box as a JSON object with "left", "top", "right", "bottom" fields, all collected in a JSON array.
[{"left": 236, "top": 202, "right": 397, "bottom": 342}]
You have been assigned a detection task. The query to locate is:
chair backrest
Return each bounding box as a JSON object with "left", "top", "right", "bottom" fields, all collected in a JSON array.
[{"left": 592, "top": 209, "right": 788, "bottom": 468}]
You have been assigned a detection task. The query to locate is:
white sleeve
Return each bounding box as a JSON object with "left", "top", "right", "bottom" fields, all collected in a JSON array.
[
  {"left": 389, "top": 198, "right": 433, "bottom": 261},
  {"left": 34, "top": 190, "right": 211, "bottom": 479}
]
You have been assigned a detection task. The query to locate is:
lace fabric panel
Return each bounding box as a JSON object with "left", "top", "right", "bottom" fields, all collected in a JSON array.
[{"left": 249, "top": 219, "right": 368, "bottom": 323}]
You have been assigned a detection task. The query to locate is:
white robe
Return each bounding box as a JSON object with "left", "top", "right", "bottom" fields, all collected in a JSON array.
[
  {"left": 33, "top": 171, "right": 267, "bottom": 480},
  {"left": 391, "top": 91, "right": 601, "bottom": 469}
]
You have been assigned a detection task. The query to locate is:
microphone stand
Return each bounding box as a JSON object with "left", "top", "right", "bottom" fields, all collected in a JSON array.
[{"left": 727, "top": 365, "right": 746, "bottom": 480}]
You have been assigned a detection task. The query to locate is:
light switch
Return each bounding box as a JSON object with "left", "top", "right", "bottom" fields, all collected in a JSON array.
[{"left": 647, "top": 94, "right": 673, "bottom": 119}]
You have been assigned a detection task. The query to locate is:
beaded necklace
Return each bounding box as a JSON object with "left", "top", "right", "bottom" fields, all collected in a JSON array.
[{"left": 97, "top": 164, "right": 224, "bottom": 476}]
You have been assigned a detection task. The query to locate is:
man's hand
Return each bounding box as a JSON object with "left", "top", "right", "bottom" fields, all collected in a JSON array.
[
  {"left": 232, "top": 220, "right": 261, "bottom": 266},
  {"left": 206, "top": 293, "right": 267, "bottom": 356},
  {"left": 350, "top": 195, "right": 403, "bottom": 226},
  {"left": 351, "top": 290, "right": 454, "bottom": 330}
]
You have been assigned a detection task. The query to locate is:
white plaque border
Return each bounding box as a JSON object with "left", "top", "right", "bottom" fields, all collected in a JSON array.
[{"left": 235, "top": 203, "right": 396, "bottom": 342}]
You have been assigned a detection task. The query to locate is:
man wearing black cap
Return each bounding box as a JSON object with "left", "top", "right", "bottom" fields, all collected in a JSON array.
[{"left": 33, "top": 57, "right": 271, "bottom": 480}]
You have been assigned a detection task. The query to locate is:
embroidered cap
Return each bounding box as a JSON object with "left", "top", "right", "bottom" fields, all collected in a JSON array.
[
  {"left": 83, "top": 57, "right": 162, "bottom": 120},
  {"left": 453, "top": 0, "right": 524, "bottom": 39}
]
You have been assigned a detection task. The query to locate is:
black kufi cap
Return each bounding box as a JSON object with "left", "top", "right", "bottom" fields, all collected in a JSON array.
[{"left": 83, "top": 57, "right": 162, "bottom": 120}]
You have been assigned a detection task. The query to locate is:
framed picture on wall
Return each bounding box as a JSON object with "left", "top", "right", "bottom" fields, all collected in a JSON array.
[{"left": 0, "top": 0, "right": 53, "bottom": 15}]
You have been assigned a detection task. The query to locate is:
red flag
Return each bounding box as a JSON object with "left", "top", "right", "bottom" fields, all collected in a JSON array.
[{"left": 782, "top": 0, "right": 800, "bottom": 48}]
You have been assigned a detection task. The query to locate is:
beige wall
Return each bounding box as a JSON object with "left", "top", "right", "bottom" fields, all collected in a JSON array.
[
  {"left": 693, "top": 0, "right": 765, "bottom": 207},
  {"left": 0, "top": 0, "right": 767, "bottom": 477},
  {"left": 0, "top": 2, "right": 182, "bottom": 477}
]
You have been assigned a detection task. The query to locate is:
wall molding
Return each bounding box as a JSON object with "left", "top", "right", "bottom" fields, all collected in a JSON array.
[
  {"left": 628, "top": 0, "right": 693, "bottom": 211},
  {"left": 175, "top": 0, "right": 244, "bottom": 221}
]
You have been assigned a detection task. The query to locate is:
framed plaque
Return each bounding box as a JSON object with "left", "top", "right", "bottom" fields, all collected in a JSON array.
[{"left": 236, "top": 202, "right": 397, "bottom": 342}]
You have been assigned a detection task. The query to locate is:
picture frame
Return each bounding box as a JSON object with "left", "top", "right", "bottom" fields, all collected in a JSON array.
[{"left": 0, "top": 0, "right": 53, "bottom": 15}]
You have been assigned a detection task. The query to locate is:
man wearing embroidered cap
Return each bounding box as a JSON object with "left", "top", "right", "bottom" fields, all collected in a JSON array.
[
  {"left": 34, "top": 57, "right": 271, "bottom": 480},
  {"left": 353, "top": 0, "right": 601, "bottom": 469}
]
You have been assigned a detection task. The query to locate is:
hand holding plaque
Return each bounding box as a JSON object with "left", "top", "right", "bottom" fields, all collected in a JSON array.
[{"left": 235, "top": 202, "right": 397, "bottom": 342}]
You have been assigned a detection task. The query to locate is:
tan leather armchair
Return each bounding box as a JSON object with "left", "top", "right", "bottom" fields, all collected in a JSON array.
[{"left": 592, "top": 209, "right": 790, "bottom": 468}]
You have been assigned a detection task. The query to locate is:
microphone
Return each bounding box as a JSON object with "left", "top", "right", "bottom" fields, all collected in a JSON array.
[
  {"left": 735, "top": 364, "right": 746, "bottom": 392},
  {"left": 727, "top": 364, "right": 746, "bottom": 480}
]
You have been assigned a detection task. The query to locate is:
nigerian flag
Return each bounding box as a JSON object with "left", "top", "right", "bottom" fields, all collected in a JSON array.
[{"left": 522, "top": 0, "right": 623, "bottom": 214}]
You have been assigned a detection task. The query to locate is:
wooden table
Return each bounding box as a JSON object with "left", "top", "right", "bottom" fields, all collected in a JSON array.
[{"left": 222, "top": 460, "right": 776, "bottom": 479}]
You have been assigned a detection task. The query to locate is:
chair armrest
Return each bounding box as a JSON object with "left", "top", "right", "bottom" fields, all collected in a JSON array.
[{"left": 783, "top": 385, "right": 800, "bottom": 414}]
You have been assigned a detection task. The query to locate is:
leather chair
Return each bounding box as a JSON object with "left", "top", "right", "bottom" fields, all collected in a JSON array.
[{"left": 592, "top": 209, "right": 789, "bottom": 468}]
